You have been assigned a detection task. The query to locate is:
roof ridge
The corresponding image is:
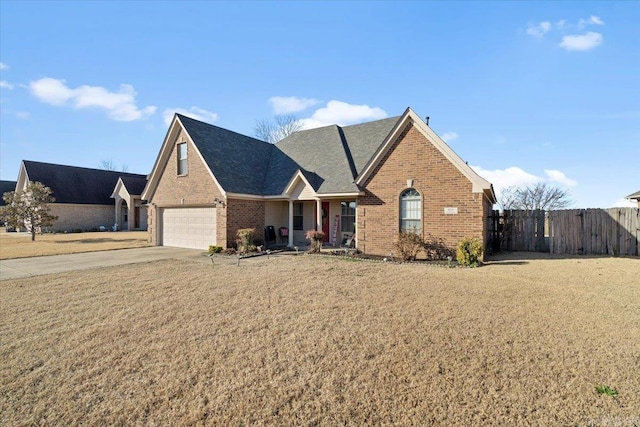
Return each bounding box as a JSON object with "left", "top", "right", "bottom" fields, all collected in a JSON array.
[
  {"left": 177, "top": 113, "right": 267, "bottom": 145},
  {"left": 23, "top": 160, "right": 147, "bottom": 177}
]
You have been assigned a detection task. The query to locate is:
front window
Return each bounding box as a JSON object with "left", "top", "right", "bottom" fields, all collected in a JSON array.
[
  {"left": 293, "top": 202, "right": 303, "bottom": 230},
  {"left": 400, "top": 188, "right": 421, "bottom": 233},
  {"left": 177, "top": 143, "right": 188, "bottom": 175},
  {"left": 341, "top": 201, "right": 356, "bottom": 233}
]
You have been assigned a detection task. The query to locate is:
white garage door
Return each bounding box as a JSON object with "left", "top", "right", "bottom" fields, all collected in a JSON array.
[{"left": 161, "top": 207, "right": 216, "bottom": 250}]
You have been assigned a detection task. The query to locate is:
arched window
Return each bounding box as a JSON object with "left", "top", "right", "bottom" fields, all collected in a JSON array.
[{"left": 400, "top": 188, "right": 421, "bottom": 233}]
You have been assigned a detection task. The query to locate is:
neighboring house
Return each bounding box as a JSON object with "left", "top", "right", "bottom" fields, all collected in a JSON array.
[
  {"left": 142, "top": 107, "right": 496, "bottom": 255},
  {"left": 0, "top": 180, "right": 17, "bottom": 205},
  {"left": 16, "top": 160, "right": 148, "bottom": 232},
  {"left": 626, "top": 190, "right": 640, "bottom": 208},
  {"left": 111, "top": 175, "right": 149, "bottom": 231}
]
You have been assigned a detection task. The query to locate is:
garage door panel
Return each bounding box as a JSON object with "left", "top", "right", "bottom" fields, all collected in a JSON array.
[{"left": 161, "top": 207, "right": 216, "bottom": 250}]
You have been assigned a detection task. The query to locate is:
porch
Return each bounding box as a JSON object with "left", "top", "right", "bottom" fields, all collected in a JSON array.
[{"left": 263, "top": 199, "right": 356, "bottom": 248}]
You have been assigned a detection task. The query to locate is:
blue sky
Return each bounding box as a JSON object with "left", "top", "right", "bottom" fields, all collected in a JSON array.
[{"left": 1, "top": 1, "right": 638, "bottom": 208}]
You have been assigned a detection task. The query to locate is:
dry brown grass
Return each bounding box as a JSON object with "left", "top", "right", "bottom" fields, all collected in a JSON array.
[
  {"left": 0, "top": 231, "right": 150, "bottom": 259},
  {"left": 1, "top": 254, "right": 639, "bottom": 425}
]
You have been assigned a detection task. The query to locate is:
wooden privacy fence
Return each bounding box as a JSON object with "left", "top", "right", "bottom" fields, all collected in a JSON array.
[
  {"left": 488, "top": 208, "right": 639, "bottom": 256},
  {"left": 501, "top": 209, "right": 546, "bottom": 252},
  {"left": 548, "top": 208, "right": 639, "bottom": 256}
]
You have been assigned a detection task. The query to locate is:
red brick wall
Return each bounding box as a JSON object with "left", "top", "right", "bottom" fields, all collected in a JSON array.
[
  {"left": 226, "top": 199, "right": 266, "bottom": 248},
  {"left": 357, "top": 122, "right": 488, "bottom": 257}
]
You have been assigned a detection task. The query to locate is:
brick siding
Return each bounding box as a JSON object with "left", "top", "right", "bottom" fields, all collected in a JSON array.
[
  {"left": 226, "top": 199, "right": 266, "bottom": 248},
  {"left": 357, "top": 122, "right": 489, "bottom": 257},
  {"left": 148, "top": 130, "right": 225, "bottom": 246},
  {"left": 43, "top": 204, "right": 115, "bottom": 232}
]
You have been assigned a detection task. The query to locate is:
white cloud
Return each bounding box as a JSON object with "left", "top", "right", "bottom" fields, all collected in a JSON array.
[
  {"left": 612, "top": 197, "right": 638, "bottom": 208},
  {"left": 298, "top": 100, "right": 388, "bottom": 130},
  {"left": 544, "top": 169, "right": 577, "bottom": 187},
  {"left": 269, "top": 96, "right": 320, "bottom": 114},
  {"left": 0, "top": 62, "right": 8, "bottom": 70},
  {"left": 441, "top": 132, "right": 459, "bottom": 142},
  {"left": 471, "top": 166, "right": 541, "bottom": 195},
  {"left": 30, "top": 78, "right": 74, "bottom": 105},
  {"left": 470, "top": 165, "right": 577, "bottom": 196},
  {"left": 579, "top": 15, "right": 604, "bottom": 28},
  {"left": 559, "top": 31, "right": 603, "bottom": 51},
  {"left": 0, "top": 80, "right": 14, "bottom": 90},
  {"left": 162, "top": 106, "right": 219, "bottom": 126},
  {"left": 29, "top": 77, "right": 156, "bottom": 121},
  {"left": 526, "top": 21, "right": 551, "bottom": 38}
]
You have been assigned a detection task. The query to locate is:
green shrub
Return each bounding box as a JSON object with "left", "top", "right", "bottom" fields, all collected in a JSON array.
[
  {"left": 456, "top": 237, "right": 483, "bottom": 267},
  {"left": 208, "top": 245, "right": 223, "bottom": 254},
  {"left": 394, "top": 231, "right": 424, "bottom": 261}
]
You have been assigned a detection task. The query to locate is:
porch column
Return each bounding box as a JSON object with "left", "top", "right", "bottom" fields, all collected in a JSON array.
[
  {"left": 315, "top": 199, "right": 322, "bottom": 231},
  {"left": 288, "top": 200, "right": 294, "bottom": 247},
  {"left": 127, "top": 196, "right": 134, "bottom": 231},
  {"left": 114, "top": 197, "right": 121, "bottom": 230}
]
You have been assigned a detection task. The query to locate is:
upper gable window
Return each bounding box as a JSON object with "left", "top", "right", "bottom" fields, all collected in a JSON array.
[
  {"left": 400, "top": 188, "right": 421, "bottom": 233},
  {"left": 177, "top": 143, "right": 188, "bottom": 175}
]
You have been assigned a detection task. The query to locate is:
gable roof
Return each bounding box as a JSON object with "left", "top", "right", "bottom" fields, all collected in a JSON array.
[
  {"left": 143, "top": 114, "right": 275, "bottom": 200},
  {"left": 626, "top": 190, "right": 640, "bottom": 200},
  {"left": 20, "top": 160, "right": 147, "bottom": 205},
  {"left": 179, "top": 114, "right": 275, "bottom": 195},
  {"left": 120, "top": 175, "right": 148, "bottom": 196},
  {"left": 111, "top": 175, "right": 148, "bottom": 199},
  {"left": 264, "top": 117, "right": 400, "bottom": 196},
  {"left": 356, "top": 108, "right": 496, "bottom": 203},
  {"left": 0, "top": 180, "right": 17, "bottom": 206},
  {"left": 144, "top": 108, "right": 496, "bottom": 202}
]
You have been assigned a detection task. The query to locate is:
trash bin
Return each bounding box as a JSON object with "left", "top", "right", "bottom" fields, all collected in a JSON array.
[{"left": 265, "top": 225, "right": 276, "bottom": 244}]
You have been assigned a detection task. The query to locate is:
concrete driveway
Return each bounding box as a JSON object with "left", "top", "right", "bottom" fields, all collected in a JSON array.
[{"left": 0, "top": 247, "right": 209, "bottom": 281}]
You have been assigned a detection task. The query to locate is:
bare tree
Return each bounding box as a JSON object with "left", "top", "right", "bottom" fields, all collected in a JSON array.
[
  {"left": 2, "top": 181, "right": 58, "bottom": 241},
  {"left": 101, "top": 159, "right": 129, "bottom": 172},
  {"left": 500, "top": 183, "right": 572, "bottom": 211},
  {"left": 254, "top": 114, "right": 302, "bottom": 144}
]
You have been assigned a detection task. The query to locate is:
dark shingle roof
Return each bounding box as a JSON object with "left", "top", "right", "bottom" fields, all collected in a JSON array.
[
  {"left": 626, "top": 190, "right": 640, "bottom": 200},
  {"left": 23, "top": 160, "right": 147, "bottom": 205},
  {"left": 341, "top": 116, "right": 400, "bottom": 175},
  {"left": 0, "top": 180, "right": 17, "bottom": 206},
  {"left": 269, "top": 117, "right": 400, "bottom": 195},
  {"left": 176, "top": 114, "right": 401, "bottom": 196},
  {"left": 271, "top": 124, "right": 358, "bottom": 194},
  {"left": 178, "top": 114, "right": 275, "bottom": 195},
  {"left": 120, "top": 176, "right": 148, "bottom": 196}
]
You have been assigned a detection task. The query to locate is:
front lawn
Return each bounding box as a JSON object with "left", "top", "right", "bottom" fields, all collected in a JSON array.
[
  {"left": 1, "top": 254, "right": 638, "bottom": 425},
  {"left": 0, "top": 231, "right": 150, "bottom": 259}
]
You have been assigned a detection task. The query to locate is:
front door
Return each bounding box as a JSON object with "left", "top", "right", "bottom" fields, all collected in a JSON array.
[
  {"left": 322, "top": 202, "right": 330, "bottom": 242},
  {"left": 134, "top": 207, "right": 140, "bottom": 229}
]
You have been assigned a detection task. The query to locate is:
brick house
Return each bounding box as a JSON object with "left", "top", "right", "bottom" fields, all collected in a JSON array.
[
  {"left": 14, "top": 160, "right": 148, "bottom": 232},
  {"left": 0, "top": 180, "right": 17, "bottom": 206},
  {"left": 142, "top": 107, "right": 496, "bottom": 255},
  {"left": 626, "top": 190, "right": 640, "bottom": 208}
]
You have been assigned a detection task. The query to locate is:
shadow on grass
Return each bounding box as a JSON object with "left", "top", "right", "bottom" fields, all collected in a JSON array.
[
  {"left": 486, "top": 260, "right": 529, "bottom": 266},
  {"left": 487, "top": 251, "right": 638, "bottom": 263}
]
